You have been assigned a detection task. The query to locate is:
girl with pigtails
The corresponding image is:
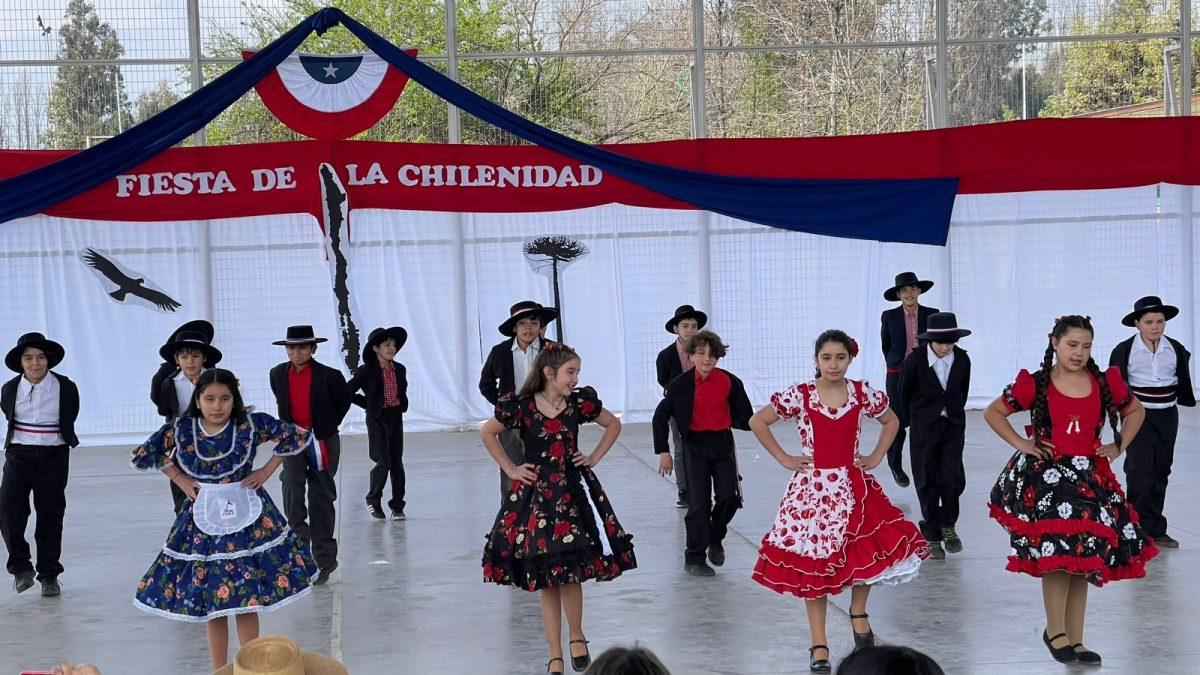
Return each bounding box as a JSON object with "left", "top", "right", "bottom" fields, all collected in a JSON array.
[{"left": 984, "top": 315, "right": 1156, "bottom": 667}]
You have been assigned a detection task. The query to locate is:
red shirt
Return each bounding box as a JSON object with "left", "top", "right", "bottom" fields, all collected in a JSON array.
[
  {"left": 381, "top": 361, "right": 401, "bottom": 408},
  {"left": 903, "top": 305, "right": 919, "bottom": 355},
  {"left": 1002, "top": 367, "right": 1133, "bottom": 456},
  {"left": 287, "top": 364, "right": 314, "bottom": 429},
  {"left": 690, "top": 368, "right": 732, "bottom": 431}
]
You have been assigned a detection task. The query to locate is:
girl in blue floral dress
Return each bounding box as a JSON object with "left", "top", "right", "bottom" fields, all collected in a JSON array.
[
  {"left": 480, "top": 342, "right": 635, "bottom": 675},
  {"left": 131, "top": 369, "right": 318, "bottom": 671}
]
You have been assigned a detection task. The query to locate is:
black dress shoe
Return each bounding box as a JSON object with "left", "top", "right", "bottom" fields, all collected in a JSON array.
[
  {"left": 676, "top": 492, "right": 687, "bottom": 508},
  {"left": 314, "top": 561, "right": 339, "bottom": 586},
  {"left": 1155, "top": 534, "right": 1180, "bottom": 548},
  {"left": 13, "top": 571, "right": 35, "bottom": 594},
  {"left": 1042, "top": 630, "right": 1077, "bottom": 663},
  {"left": 40, "top": 577, "right": 61, "bottom": 597},
  {"left": 684, "top": 562, "right": 716, "bottom": 577},
  {"left": 891, "top": 468, "right": 911, "bottom": 487},
  {"left": 850, "top": 612, "right": 874, "bottom": 650},
  {"left": 707, "top": 543, "right": 726, "bottom": 566},
  {"left": 568, "top": 639, "right": 590, "bottom": 672},
  {"left": 808, "top": 645, "right": 831, "bottom": 673},
  {"left": 546, "top": 656, "right": 565, "bottom": 674},
  {"left": 1072, "top": 644, "right": 1101, "bottom": 666}
]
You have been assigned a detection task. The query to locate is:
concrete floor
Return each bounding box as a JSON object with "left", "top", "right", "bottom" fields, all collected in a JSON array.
[{"left": 2, "top": 410, "right": 1197, "bottom": 674}]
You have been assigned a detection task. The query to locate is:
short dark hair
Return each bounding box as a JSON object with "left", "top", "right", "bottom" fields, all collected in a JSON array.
[
  {"left": 836, "top": 646, "right": 944, "bottom": 675},
  {"left": 685, "top": 330, "right": 727, "bottom": 359},
  {"left": 583, "top": 645, "right": 670, "bottom": 675},
  {"left": 174, "top": 346, "right": 203, "bottom": 358}
]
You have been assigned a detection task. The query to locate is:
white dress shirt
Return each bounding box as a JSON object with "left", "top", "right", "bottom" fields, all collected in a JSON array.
[
  {"left": 1128, "top": 337, "right": 1178, "bottom": 409},
  {"left": 12, "top": 375, "right": 65, "bottom": 446},
  {"left": 928, "top": 345, "right": 954, "bottom": 417},
  {"left": 511, "top": 338, "right": 540, "bottom": 392},
  {"left": 173, "top": 368, "right": 206, "bottom": 418}
]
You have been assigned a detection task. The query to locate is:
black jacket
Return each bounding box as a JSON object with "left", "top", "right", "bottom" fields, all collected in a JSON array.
[
  {"left": 149, "top": 361, "right": 181, "bottom": 420},
  {"left": 269, "top": 360, "right": 353, "bottom": 439},
  {"left": 479, "top": 336, "right": 545, "bottom": 406},
  {"left": 880, "top": 305, "right": 939, "bottom": 369},
  {"left": 651, "top": 368, "right": 753, "bottom": 454},
  {"left": 348, "top": 359, "right": 409, "bottom": 420},
  {"left": 655, "top": 341, "right": 687, "bottom": 393},
  {"left": 899, "top": 345, "right": 971, "bottom": 427},
  {"left": 1108, "top": 335, "right": 1196, "bottom": 407},
  {"left": 2, "top": 372, "right": 80, "bottom": 448}
]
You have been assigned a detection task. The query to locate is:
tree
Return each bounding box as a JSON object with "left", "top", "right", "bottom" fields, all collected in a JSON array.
[
  {"left": 945, "top": 0, "right": 1048, "bottom": 126},
  {"left": 523, "top": 235, "right": 589, "bottom": 342},
  {"left": 43, "top": 0, "right": 132, "bottom": 149},
  {"left": 135, "top": 80, "right": 182, "bottom": 124},
  {"left": 1041, "top": 0, "right": 1185, "bottom": 117}
]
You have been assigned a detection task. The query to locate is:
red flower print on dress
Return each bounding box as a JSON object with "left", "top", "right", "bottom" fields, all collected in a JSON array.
[
  {"left": 553, "top": 521, "right": 572, "bottom": 538},
  {"left": 544, "top": 419, "right": 564, "bottom": 435},
  {"left": 503, "top": 512, "right": 518, "bottom": 527},
  {"left": 580, "top": 400, "right": 596, "bottom": 416},
  {"left": 549, "top": 441, "right": 566, "bottom": 460}
]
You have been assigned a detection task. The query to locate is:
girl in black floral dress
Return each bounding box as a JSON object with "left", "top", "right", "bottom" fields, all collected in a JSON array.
[
  {"left": 480, "top": 342, "right": 635, "bottom": 675},
  {"left": 984, "top": 315, "right": 1155, "bottom": 667}
]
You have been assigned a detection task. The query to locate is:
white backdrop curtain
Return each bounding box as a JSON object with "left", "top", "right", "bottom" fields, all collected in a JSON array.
[{"left": 1, "top": 185, "right": 1195, "bottom": 443}]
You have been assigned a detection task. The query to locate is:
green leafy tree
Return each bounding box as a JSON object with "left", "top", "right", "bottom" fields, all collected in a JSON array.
[
  {"left": 43, "top": 0, "right": 132, "bottom": 148},
  {"left": 204, "top": 0, "right": 604, "bottom": 144},
  {"left": 135, "top": 80, "right": 182, "bottom": 123},
  {"left": 1041, "top": 0, "right": 1185, "bottom": 117},
  {"left": 946, "top": 0, "right": 1048, "bottom": 126}
]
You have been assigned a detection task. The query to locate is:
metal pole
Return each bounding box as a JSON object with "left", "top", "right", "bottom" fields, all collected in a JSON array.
[
  {"left": 444, "top": 0, "right": 471, "bottom": 417},
  {"left": 934, "top": 0, "right": 948, "bottom": 128},
  {"left": 186, "top": 0, "right": 205, "bottom": 146},
  {"left": 1178, "top": 3, "right": 1196, "bottom": 392},
  {"left": 691, "top": 0, "right": 712, "bottom": 313},
  {"left": 444, "top": 0, "right": 462, "bottom": 143},
  {"left": 1182, "top": 1, "right": 1192, "bottom": 117},
  {"left": 186, "top": 0, "right": 213, "bottom": 322}
]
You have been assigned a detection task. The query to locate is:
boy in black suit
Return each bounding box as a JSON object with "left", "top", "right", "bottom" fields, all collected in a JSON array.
[
  {"left": 880, "top": 271, "right": 939, "bottom": 488},
  {"left": 652, "top": 330, "right": 753, "bottom": 577},
  {"left": 349, "top": 326, "right": 409, "bottom": 521},
  {"left": 149, "top": 320, "right": 221, "bottom": 514},
  {"left": 1109, "top": 296, "right": 1195, "bottom": 549},
  {"left": 478, "top": 300, "right": 557, "bottom": 500},
  {"left": 655, "top": 305, "right": 707, "bottom": 508},
  {"left": 269, "top": 326, "right": 352, "bottom": 583},
  {"left": 899, "top": 312, "right": 971, "bottom": 560},
  {"left": 1, "top": 332, "right": 80, "bottom": 597}
]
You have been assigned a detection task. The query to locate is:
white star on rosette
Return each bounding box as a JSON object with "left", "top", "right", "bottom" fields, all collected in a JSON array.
[{"left": 323, "top": 62, "right": 339, "bottom": 78}]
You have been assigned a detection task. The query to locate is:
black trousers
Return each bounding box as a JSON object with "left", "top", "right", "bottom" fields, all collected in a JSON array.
[
  {"left": 0, "top": 444, "right": 69, "bottom": 580},
  {"left": 885, "top": 371, "right": 908, "bottom": 473},
  {"left": 1123, "top": 405, "right": 1178, "bottom": 538},
  {"left": 909, "top": 417, "right": 966, "bottom": 541},
  {"left": 281, "top": 434, "right": 341, "bottom": 569},
  {"left": 683, "top": 430, "right": 740, "bottom": 565},
  {"left": 498, "top": 428, "right": 524, "bottom": 502},
  {"left": 365, "top": 407, "right": 405, "bottom": 512}
]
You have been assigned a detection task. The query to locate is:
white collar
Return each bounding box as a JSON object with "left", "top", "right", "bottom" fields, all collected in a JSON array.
[
  {"left": 1133, "top": 335, "right": 1173, "bottom": 355},
  {"left": 927, "top": 344, "right": 954, "bottom": 365},
  {"left": 174, "top": 367, "right": 206, "bottom": 383},
  {"left": 512, "top": 338, "right": 540, "bottom": 354},
  {"left": 17, "top": 373, "right": 55, "bottom": 393}
]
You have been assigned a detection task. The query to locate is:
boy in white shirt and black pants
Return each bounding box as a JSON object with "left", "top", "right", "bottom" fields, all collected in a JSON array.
[
  {"left": 0, "top": 332, "right": 80, "bottom": 597},
  {"left": 1109, "top": 296, "right": 1195, "bottom": 549}
]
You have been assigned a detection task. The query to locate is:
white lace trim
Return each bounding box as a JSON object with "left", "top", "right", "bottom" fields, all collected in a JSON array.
[
  {"left": 859, "top": 552, "right": 923, "bottom": 587},
  {"left": 161, "top": 526, "right": 293, "bottom": 562},
  {"left": 176, "top": 416, "right": 256, "bottom": 480},
  {"left": 131, "top": 579, "right": 317, "bottom": 624}
]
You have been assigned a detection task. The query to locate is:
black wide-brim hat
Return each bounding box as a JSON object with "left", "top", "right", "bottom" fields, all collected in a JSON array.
[
  {"left": 273, "top": 325, "right": 329, "bottom": 346},
  {"left": 665, "top": 304, "right": 708, "bottom": 333},
  {"left": 6, "top": 332, "right": 65, "bottom": 373},
  {"left": 170, "top": 319, "right": 214, "bottom": 343},
  {"left": 362, "top": 326, "right": 408, "bottom": 362},
  {"left": 884, "top": 271, "right": 934, "bottom": 302},
  {"left": 159, "top": 330, "right": 223, "bottom": 365},
  {"left": 1122, "top": 295, "right": 1180, "bottom": 327},
  {"left": 917, "top": 312, "right": 971, "bottom": 342},
  {"left": 498, "top": 301, "right": 558, "bottom": 337}
]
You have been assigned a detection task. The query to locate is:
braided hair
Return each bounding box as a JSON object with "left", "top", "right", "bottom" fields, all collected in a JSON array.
[{"left": 1030, "top": 315, "right": 1122, "bottom": 450}]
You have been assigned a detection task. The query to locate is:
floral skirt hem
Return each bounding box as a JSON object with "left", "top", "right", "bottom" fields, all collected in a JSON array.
[
  {"left": 483, "top": 544, "right": 637, "bottom": 591},
  {"left": 131, "top": 580, "right": 316, "bottom": 623}
]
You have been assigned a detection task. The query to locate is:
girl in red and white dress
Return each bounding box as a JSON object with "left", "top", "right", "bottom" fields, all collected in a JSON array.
[
  {"left": 749, "top": 329, "right": 928, "bottom": 674},
  {"left": 984, "top": 315, "right": 1154, "bottom": 667}
]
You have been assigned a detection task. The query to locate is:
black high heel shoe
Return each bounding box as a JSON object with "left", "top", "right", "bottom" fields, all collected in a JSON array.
[
  {"left": 850, "top": 612, "right": 875, "bottom": 650},
  {"left": 568, "top": 639, "right": 590, "bottom": 672},
  {"left": 1042, "top": 630, "right": 1077, "bottom": 663},
  {"left": 1072, "top": 644, "right": 1102, "bottom": 667},
  {"left": 546, "top": 656, "right": 565, "bottom": 674},
  {"left": 808, "top": 645, "right": 831, "bottom": 673}
]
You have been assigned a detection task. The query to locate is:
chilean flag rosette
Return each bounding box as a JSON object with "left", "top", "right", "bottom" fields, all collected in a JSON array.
[{"left": 244, "top": 49, "right": 418, "bottom": 140}]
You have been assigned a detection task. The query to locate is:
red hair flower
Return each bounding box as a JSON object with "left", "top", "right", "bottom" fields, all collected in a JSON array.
[{"left": 848, "top": 337, "right": 860, "bottom": 358}]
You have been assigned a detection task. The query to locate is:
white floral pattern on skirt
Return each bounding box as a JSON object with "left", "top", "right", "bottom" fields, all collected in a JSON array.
[{"left": 763, "top": 467, "right": 853, "bottom": 559}]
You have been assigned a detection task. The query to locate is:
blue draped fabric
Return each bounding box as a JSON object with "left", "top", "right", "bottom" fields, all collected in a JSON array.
[{"left": 0, "top": 7, "right": 958, "bottom": 245}]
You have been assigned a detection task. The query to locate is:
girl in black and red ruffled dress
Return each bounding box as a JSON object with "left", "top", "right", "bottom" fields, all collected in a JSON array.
[
  {"left": 748, "top": 329, "right": 928, "bottom": 674},
  {"left": 479, "top": 342, "right": 635, "bottom": 675},
  {"left": 984, "top": 315, "right": 1155, "bottom": 667}
]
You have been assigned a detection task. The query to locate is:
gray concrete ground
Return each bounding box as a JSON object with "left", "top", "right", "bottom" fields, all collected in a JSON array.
[{"left": 1, "top": 410, "right": 1197, "bottom": 674}]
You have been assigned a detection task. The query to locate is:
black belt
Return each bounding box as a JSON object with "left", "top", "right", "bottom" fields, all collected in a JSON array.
[{"left": 1131, "top": 385, "right": 1177, "bottom": 404}]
